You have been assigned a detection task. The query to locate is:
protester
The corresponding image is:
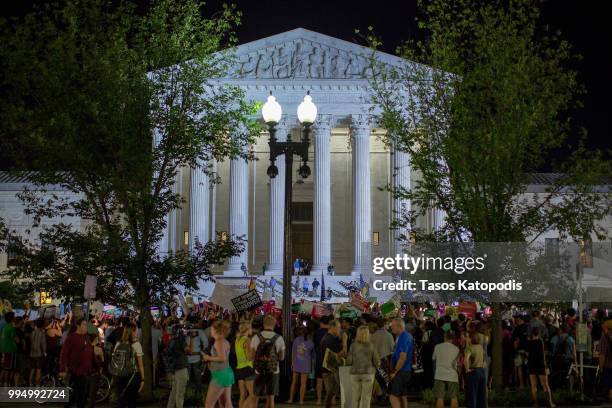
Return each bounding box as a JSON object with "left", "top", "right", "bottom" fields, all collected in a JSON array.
[
  {"left": 320, "top": 319, "right": 343, "bottom": 408},
  {"left": 59, "top": 318, "right": 96, "bottom": 408},
  {"left": 0, "top": 312, "right": 17, "bottom": 386},
  {"left": 464, "top": 331, "right": 487, "bottom": 408},
  {"left": 346, "top": 325, "right": 380, "bottom": 408},
  {"left": 29, "top": 318, "right": 47, "bottom": 386},
  {"left": 187, "top": 324, "right": 207, "bottom": 394},
  {"left": 432, "top": 330, "right": 460, "bottom": 408},
  {"left": 287, "top": 326, "right": 314, "bottom": 405},
  {"left": 235, "top": 320, "right": 255, "bottom": 408},
  {"left": 166, "top": 324, "right": 190, "bottom": 408},
  {"left": 203, "top": 320, "right": 234, "bottom": 408},
  {"left": 526, "top": 327, "right": 554, "bottom": 408},
  {"left": 389, "top": 317, "right": 413, "bottom": 408},
  {"left": 598, "top": 319, "right": 612, "bottom": 403},
  {"left": 250, "top": 315, "right": 285, "bottom": 408},
  {"left": 313, "top": 316, "right": 330, "bottom": 405},
  {"left": 371, "top": 317, "right": 394, "bottom": 359},
  {"left": 111, "top": 323, "right": 145, "bottom": 408}
]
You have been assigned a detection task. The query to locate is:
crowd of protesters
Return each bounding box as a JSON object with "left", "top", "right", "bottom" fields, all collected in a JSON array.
[{"left": 0, "top": 303, "right": 611, "bottom": 408}]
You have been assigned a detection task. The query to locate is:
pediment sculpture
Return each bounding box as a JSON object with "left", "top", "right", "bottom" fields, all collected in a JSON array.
[{"left": 229, "top": 39, "right": 373, "bottom": 79}]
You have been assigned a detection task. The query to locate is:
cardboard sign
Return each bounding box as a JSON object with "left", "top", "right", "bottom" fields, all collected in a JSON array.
[
  {"left": 84, "top": 275, "right": 97, "bottom": 299},
  {"left": 231, "top": 290, "right": 263, "bottom": 312}
]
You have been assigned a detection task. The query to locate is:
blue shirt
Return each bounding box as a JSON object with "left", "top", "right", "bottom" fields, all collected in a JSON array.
[{"left": 392, "top": 331, "right": 414, "bottom": 372}]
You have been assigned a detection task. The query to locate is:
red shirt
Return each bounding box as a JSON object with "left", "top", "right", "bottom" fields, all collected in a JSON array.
[{"left": 59, "top": 333, "right": 95, "bottom": 376}]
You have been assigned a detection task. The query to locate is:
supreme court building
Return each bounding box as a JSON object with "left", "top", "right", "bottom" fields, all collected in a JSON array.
[{"left": 159, "top": 28, "right": 443, "bottom": 277}]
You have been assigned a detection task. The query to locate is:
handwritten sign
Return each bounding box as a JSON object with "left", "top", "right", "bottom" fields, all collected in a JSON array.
[{"left": 231, "top": 290, "right": 263, "bottom": 312}]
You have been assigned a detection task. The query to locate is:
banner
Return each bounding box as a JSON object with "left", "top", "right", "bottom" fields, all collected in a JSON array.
[
  {"left": 312, "top": 302, "right": 333, "bottom": 317},
  {"left": 231, "top": 290, "right": 263, "bottom": 312},
  {"left": 350, "top": 292, "right": 369, "bottom": 312},
  {"left": 458, "top": 302, "right": 477, "bottom": 319},
  {"left": 84, "top": 275, "right": 97, "bottom": 299},
  {"left": 209, "top": 282, "right": 241, "bottom": 311}
]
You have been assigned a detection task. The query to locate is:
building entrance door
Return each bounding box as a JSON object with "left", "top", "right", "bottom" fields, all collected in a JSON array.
[{"left": 291, "top": 202, "right": 313, "bottom": 273}]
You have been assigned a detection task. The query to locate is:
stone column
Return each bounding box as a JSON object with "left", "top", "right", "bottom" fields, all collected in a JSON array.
[
  {"left": 392, "top": 144, "right": 411, "bottom": 254},
  {"left": 168, "top": 168, "right": 182, "bottom": 252},
  {"left": 189, "top": 160, "right": 210, "bottom": 252},
  {"left": 224, "top": 139, "right": 250, "bottom": 276},
  {"left": 350, "top": 115, "right": 374, "bottom": 277},
  {"left": 311, "top": 115, "right": 335, "bottom": 276},
  {"left": 267, "top": 118, "right": 292, "bottom": 276}
]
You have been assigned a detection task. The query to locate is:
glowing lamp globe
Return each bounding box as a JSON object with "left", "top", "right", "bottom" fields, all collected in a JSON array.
[
  {"left": 261, "top": 93, "right": 282, "bottom": 124},
  {"left": 297, "top": 92, "right": 317, "bottom": 124}
]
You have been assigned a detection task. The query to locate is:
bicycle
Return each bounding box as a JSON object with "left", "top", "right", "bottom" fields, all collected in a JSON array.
[{"left": 40, "top": 365, "right": 112, "bottom": 403}]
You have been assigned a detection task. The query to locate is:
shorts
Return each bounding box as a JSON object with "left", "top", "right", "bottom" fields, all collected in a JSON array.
[
  {"left": 1, "top": 353, "right": 16, "bottom": 371},
  {"left": 210, "top": 367, "right": 235, "bottom": 388},
  {"left": 235, "top": 366, "right": 255, "bottom": 381},
  {"left": 30, "top": 356, "right": 46, "bottom": 370},
  {"left": 433, "top": 380, "right": 459, "bottom": 400},
  {"left": 254, "top": 373, "right": 279, "bottom": 396},
  {"left": 388, "top": 370, "right": 411, "bottom": 397},
  {"left": 322, "top": 371, "right": 340, "bottom": 396}
]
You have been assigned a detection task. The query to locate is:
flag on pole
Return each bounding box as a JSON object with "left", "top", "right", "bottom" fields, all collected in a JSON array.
[
  {"left": 248, "top": 277, "right": 256, "bottom": 291},
  {"left": 320, "top": 272, "right": 326, "bottom": 302}
]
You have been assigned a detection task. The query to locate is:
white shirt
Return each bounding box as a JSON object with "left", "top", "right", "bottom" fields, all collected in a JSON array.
[
  {"left": 250, "top": 330, "right": 285, "bottom": 374},
  {"left": 432, "top": 341, "right": 459, "bottom": 383}
]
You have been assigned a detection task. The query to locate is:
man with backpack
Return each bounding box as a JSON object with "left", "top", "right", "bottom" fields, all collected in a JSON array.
[
  {"left": 165, "top": 325, "right": 190, "bottom": 408},
  {"left": 186, "top": 325, "right": 207, "bottom": 394},
  {"left": 249, "top": 315, "right": 285, "bottom": 408}
]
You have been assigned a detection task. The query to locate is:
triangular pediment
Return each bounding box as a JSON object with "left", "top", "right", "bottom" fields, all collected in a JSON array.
[{"left": 224, "top": 27, "right": 408, "bottom": 80}]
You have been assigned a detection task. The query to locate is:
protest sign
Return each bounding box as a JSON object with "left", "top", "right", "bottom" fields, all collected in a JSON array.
[
  {"left": 445, "top": 306, "right": 458, "bottom": 319},
  {"left": 209, "top": 282, "right": 241, "bottom": 311},
  {"left": 84, "top": 275, "right": 97, "bottom": 299},
  {"left": 231, "top": 290, "right": 263, "bottom": 312},
  {"left": 350, "top": 292, "right": 369, "bottom": 312}
]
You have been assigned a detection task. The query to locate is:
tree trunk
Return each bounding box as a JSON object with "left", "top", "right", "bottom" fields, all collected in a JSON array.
[
  {"left": 138, "top": 289, "right": 155, "bottom": 402},
  {"left": 491, "top": 304, "right": 503, "bottom": 389}
]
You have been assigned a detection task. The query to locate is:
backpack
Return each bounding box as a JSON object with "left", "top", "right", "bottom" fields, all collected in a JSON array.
[
  {"left": 254, "top": 333, "right": 280, "bottom": 375},
  {"left": 163, "top": 336, "right": 184, "bottom": 372},
  {"left": 109, "top": 342, "right": 135, "bottom": 378}
]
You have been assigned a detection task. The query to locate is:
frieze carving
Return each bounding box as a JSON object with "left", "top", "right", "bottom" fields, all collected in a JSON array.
[{"left": 230, "top": 39, "right": 373, "bottom": 79}]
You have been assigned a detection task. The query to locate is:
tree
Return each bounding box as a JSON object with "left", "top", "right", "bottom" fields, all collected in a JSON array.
[
  {"left": 365, "top": 0, "right": 611, "bottom": 387},
  {"left": 0, "top": 0, "right": 258, "bottom": 398}
]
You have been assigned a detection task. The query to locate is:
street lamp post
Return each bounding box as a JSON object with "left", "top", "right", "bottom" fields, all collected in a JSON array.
[{"left": 262, "top": 91, "right": 316, "bottom": 378}]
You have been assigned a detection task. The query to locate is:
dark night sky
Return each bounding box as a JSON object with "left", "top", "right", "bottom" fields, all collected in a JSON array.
[
  {"left": 217, "top": 0, "right": 611, "bottom": 155},
  {"left": 1, "top": 0, "right": 610, "bottom": 165}
]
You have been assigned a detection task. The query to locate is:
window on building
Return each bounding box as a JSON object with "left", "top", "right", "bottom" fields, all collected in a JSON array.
[
  {"left": 6, "top": 237, "right": 21, "bottom": 266},
  {"left": 220, "top": 231, "right": 228, "bottom": 242},
  {"left": 373, "top": 231, "right": 380, "bottom": 246},
  {"left": 183, "top": 231, "right": 189, "bottom": 246},
  {"left": 292, "top": 202, "right": 313, "bottom": 222}
]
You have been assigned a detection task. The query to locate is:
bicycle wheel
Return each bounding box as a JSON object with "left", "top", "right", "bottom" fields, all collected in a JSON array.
[
  {"left": 96, "top": 374, "right": 111, "bottom": 403},
  {"left": 40, "top": 374, "right": 56, "bottom": 388}
]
